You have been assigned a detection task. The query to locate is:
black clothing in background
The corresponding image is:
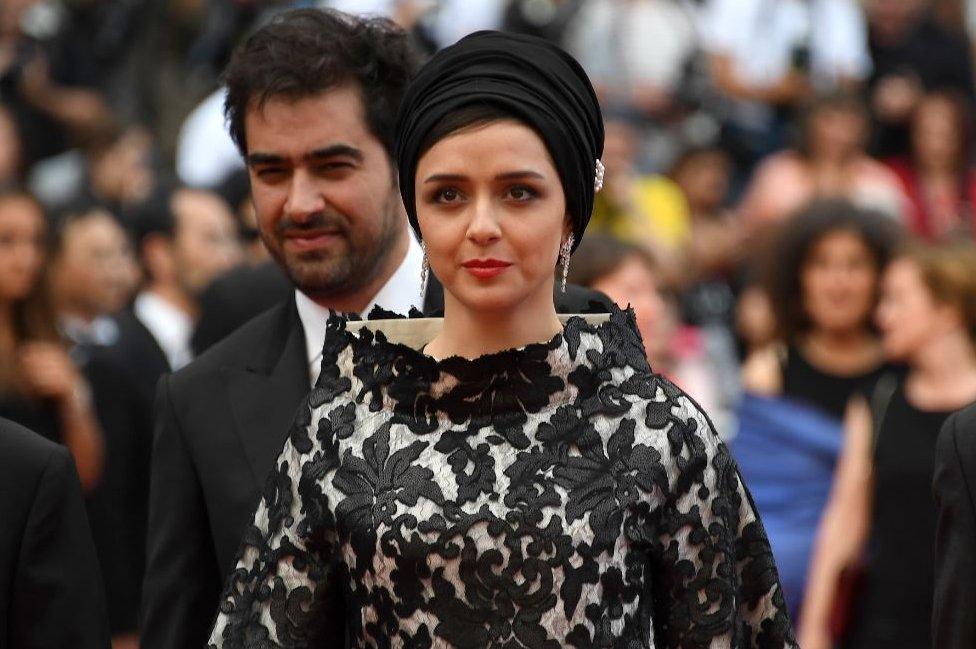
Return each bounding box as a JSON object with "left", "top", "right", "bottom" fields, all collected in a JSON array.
[
  {"left": 846, "top": 383, "right": 957, "bottom": 649},
  {"left": 933, "top": 402, "right": 976, "bottom": 649},
  {"left": 191, "top": 261, "right": 291, "bottom": 355},
  {"left": 84, "top": 309, "right": 171, "bottom": 635},
  {"left": 0, "top": 417, "right": 111, "bottom": 649},
  {"left": 142, "top": 284, "right": 611, "bottom": 649},
  {"left": 868, "top": 14, "right": 976, "bottom": 158},
  {"left": 781, "top": 344, "right": 888, "bottom": 421}
]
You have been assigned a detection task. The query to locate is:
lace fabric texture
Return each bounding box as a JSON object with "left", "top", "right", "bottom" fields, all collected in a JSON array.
[{"left": 209, "top": 306, "right": 797, "bottom": 648}]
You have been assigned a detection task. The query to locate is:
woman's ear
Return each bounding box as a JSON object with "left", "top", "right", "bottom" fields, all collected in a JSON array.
[{"left": 563, "top": 215, "right": 574, "bottom": 242}]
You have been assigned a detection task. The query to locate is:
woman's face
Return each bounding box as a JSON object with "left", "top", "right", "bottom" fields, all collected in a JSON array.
[
  {"left": 912, "top": 96, "right": 962, "bottom": 170},
  {"left": 800, "top": 229, "right": 878, "bottom": 334},
  {"left": 0, "top": 196, "right": 45, "bottom": 304},
  {"left": 591, "top": 254, "right": 672, "bottom": 360},
  {"left": 416, "top": 120, "right": 570, "bottom": 314},
  {"left": 876, "top": 258, "right": 947, "bottom": 361},
  {"left": 808, "top": 107, "right": 866, "bottom": 161}
]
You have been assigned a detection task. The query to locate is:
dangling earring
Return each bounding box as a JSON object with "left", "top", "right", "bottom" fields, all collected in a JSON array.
[
  {"left": 419, "top": 240, "right": 429, "bottom": 302},
  {"left": 559, "top": 234, "right": 574, "bottom": 293}
]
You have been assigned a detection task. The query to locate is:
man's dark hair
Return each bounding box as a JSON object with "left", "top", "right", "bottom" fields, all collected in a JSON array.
[{"left": 222, "top": 8, "right": 420, "bottom": 159}]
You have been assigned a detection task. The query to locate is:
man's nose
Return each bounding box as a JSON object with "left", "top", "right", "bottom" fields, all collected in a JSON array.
[{"left": 284, "top": 170, "right": 326, "bottom": 222}]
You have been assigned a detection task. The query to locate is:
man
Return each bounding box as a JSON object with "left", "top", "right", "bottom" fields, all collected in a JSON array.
[
  {"left": 140, "top": 11, "right": 425, "bottom": 648},
  {"left": 128, "top": 186, "right": 244, "bottom": 374},
  {"left": 0, "top": 417, "right": 110, "bottom": 649},
  {"left": 47, "top": 206, "right": 139, "bottom": 347},
  {"left": 932, "top": 402, "right": 976, "bottom": 649},
  {"left": 142, "top": 9, "right": 607, "bottom": 649}
]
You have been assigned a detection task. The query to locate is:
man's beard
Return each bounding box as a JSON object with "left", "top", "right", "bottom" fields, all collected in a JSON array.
[{"left": 262, "top": 199, "right": 401, "bottom": 302}]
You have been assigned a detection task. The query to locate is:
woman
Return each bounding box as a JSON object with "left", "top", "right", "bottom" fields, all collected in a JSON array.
[
  {"left": 799, "top": 242, "right": 976, "bottom": 649},
  {"left": 0, "top": 188, "right": 102, "bottom": 489},
  {"left": 209, "top": 31, "right": 795, "bottom": 648},
  {"left": 738, "top": 93, "right": 907, "bottom": 230},
  {"left": 885, "top": 91, "right": 976, "bottom": 240},
  {"left": 733, "top": 200, "right": 901, "bottom": 618}
]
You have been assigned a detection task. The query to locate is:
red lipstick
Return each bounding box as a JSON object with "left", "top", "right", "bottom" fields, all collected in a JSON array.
[{"left": 462, "top": 258, "right": 512, "bottom": 279}]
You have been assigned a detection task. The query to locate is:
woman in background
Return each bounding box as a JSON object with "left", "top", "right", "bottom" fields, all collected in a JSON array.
[
  {"left": 0, "top": 188, "right": 102, "bottom": 490},
  {"left": 885, "top": 91, "right": 976, "bottom": 240},
  {"left": 800, "top": 241, "right": 976, "bottom": 649},
  {"left": 739, "top": 93, "right": 907, "bottom": 230},
  {"left": 733, "top": 200, "right": 901, "bottom": 618}
]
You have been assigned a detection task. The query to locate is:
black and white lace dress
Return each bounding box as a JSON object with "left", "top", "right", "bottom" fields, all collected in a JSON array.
[{"left": 209, "top": 307, "right": 796, "bottom": 648}]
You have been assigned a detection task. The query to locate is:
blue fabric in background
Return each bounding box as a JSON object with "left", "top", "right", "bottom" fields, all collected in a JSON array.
[{"left": 730, "top": 392, "right": 844, "bottom": 622}]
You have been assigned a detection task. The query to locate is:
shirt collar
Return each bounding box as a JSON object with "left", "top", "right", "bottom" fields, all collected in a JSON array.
[
  {"left": 296, "top": 231, "right": 425, "bottom": 373},
  {"left": 134, "top": 291, "right": 194, "bottom": 371}
]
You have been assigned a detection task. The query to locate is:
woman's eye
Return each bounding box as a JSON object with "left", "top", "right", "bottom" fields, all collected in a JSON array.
[
  {"left": 435, "top": 188, "right": 462, "bottom": 203},
  {"left": 507, "top": 186, "right": 538, "bottom": 201}
]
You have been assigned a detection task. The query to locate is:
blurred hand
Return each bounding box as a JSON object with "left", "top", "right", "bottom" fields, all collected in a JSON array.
[
  {"left": 872, "top": 74, "right": 921, "bottom": 124},
  {"left": 797, "top": 626, "right": 833, "bottom": 649},
  {"left": 767, "top": 69, "right": 813, "bottom": 105},
  {"left": 111, "top": 633, "right": 140, "bottom": 649},
  {"left": 18, "top": 342, "right": 83, "bottom": 404}
]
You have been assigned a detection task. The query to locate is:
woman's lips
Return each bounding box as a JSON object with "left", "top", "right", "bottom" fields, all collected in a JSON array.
[{"left": 462, "top": 259, "right": 512, "bottom": 279}]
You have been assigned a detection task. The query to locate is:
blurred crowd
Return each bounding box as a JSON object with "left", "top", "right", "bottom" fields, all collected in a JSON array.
[{"left": 2, "top": 0, "right": 976, "bottom": 647}]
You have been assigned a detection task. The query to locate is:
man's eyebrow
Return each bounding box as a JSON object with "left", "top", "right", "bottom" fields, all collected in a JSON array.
[
  {"left": 245, "top": 145, "right": 365, "bottom": 167},
  {"left": 305, "top": 145, "right": 364, "bottom": 162},
  {"left": 246, "top": 152, "right": 285, "bottom": 166}
]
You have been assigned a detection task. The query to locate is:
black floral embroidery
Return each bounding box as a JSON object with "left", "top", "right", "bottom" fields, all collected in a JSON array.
[{"left": 210, "top": 306, "right": 797, "bottom": 648}]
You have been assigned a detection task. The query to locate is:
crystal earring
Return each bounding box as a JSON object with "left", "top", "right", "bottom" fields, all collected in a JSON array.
[
  {"left": 559, "top": 234, "right": 574, "bottom": 293},
  {"left": 419, "top": 240, "right": 429, "bottom": 301}
]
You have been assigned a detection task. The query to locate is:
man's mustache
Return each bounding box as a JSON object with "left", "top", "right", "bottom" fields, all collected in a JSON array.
[{"left": 275, "top": 213, "right": 349, "bottom": 237}]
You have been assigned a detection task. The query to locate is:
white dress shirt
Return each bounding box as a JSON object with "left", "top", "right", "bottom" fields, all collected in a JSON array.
[
  {"left": 296, "top": 232, "right": 425, "bottom": 386},
  {"left": 134, "top": 291, "right": 195, "bottom": 371}
]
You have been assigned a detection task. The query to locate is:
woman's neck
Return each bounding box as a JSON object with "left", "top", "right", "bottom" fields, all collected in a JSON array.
[
  {"left": 799, "top": 327, "right": 882, "bottom": 376},
  {"left": 426, "top": 289, "right": 564, "bottom": 360},
  {"left": 907, "top": 330, "right": 976, "bottom": 410}
]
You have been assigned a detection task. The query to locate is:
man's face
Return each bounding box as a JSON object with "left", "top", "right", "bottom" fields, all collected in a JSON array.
[
  {"left": 244, "top": 86, "right": 404, "bottom": 302},
  {"left": 172, "top": 190, "right": 243, "bottom": 295}
]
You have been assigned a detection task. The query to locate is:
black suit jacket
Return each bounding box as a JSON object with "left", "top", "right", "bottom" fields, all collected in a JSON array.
[
  {"left": 932, "top": 402, "right": 976, "bottom": 649},
  {"left": 141, "top": 285, "right": 611, "bottom": 649},
  {"left": 0, "top": 417, "right": 111, "bottom": 649}
]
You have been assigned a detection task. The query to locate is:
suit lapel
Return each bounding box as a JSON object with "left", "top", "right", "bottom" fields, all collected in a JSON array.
[{"left": 224, "top": 299, "right": 309, "bottom": 487}]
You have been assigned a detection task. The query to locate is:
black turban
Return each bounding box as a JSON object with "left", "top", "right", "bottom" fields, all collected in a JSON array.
[{"left": 394, "top": 30, "right": 604, "bottom": 250}]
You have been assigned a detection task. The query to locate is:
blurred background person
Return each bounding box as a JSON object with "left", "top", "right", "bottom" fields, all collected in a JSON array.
[
  {"left": 800, "top": 240, "right": 976, "bottom": 649},
  {"left": 0, "top": 105, "right": 25, "bottom": 189},
  {"left": 128, "top": 186, "right": 243, "bottom": 373},
  {"left": 0, "top": 188, "right": 102, "bottom": 491},
  {"left": 46, "top": 205, "right": 138, "bottom": 348},
  {"left": 81, "top": 185, "right": 242, "bottom": 647},
  {"left": 732, "top": 200, "right": 902, "bottom": 619},
  {"left": 865, "top": 0, "right": 975, "bottom": 157},
  {"left": 568, "top": 233, "right": 730, "bottom": 435},
  {"left": 739, "top": 92, "right": 908, "bottom": 230},
  {"left": 885, "top": 90, "right": 976, "bottom": 240},
  {"left": 700, "top": 0, "right": 872, "bottom": 182},
  {"left": 564, "top": 0, "right": 698, "bottom": 168},
  {"left": 587, "top": 115, "right": 692, "bottom": 283}
]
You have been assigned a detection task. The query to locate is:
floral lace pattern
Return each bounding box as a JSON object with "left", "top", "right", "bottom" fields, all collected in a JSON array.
[{"left": 209, "top": 307, "right": 796, "bottom": 648}]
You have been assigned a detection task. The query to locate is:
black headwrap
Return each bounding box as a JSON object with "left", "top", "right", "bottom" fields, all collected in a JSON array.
[{"left": 394, "top": 30, "right": 604, "bottom": 250}]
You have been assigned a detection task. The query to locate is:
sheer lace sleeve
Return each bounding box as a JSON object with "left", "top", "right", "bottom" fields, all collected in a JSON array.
[
  {"left": 647, "top": 384, "right": 797, "bottom": 648},
  {"left": 208, "top": 405, "right": 346, "bottom": 648}
]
